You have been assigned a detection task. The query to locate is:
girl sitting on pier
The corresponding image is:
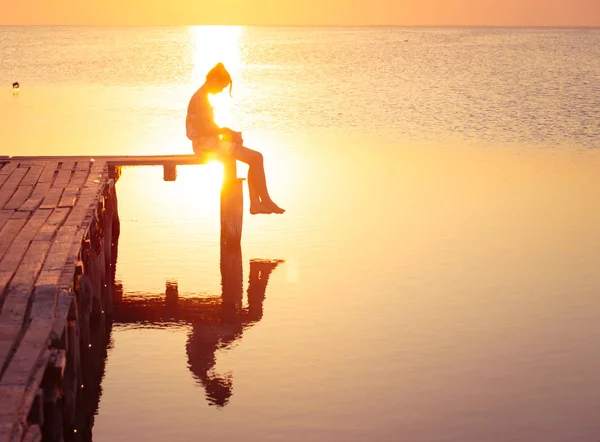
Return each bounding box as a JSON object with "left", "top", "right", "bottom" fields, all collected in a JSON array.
[{"left": 186, "top": 63, "right": 285, "bottom": 215}]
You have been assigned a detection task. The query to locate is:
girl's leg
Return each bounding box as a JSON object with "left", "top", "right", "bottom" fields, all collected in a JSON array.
[{"left": 233, "top": 145, "right": 284, "bottom": 214}]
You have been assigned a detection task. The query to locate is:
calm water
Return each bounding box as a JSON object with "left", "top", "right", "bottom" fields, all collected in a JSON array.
[{"left": 2, "top": 27, "right": 600, "bottom": 442}]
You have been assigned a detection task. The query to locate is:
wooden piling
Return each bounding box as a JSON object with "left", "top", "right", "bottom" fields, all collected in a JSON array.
[
  {"left": 163, "top": 165, "right": 177, "bottom": 182},
  {"left": 220, "top": 158, "right": 244, "bottom": 246}
]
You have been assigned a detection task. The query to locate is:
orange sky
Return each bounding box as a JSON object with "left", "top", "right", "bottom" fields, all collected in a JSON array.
[{"left": 1, "top": 0, "right": 599, "bottom": 26}]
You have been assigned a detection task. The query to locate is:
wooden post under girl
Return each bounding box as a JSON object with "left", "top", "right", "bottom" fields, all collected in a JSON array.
[{"left": 220, "top": 157, "right": 244, "bottom": 246}]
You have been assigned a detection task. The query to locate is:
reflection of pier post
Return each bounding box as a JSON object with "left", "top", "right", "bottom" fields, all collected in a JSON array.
[
  {"left": 220, "top": 243, "right": 243, "bottom": 316},
  {"left": 164, "top": 280, "right": 179, "bottom": 320},
  {"left": 220, "top": 158, "right": 243, "bottom": 246}
]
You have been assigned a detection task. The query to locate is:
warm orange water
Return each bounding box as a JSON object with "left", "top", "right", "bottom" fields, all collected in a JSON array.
[
  {"left": 97, "top": 145, "right": 600, "bottom": 442},
  {"left": 2, "top": 26, "right": 600, "bottom": 441}
]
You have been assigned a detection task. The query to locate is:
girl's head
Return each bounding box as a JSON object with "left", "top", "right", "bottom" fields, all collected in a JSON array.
[{"left": 205, "top": 63, "right": 232, "bottom": 95}]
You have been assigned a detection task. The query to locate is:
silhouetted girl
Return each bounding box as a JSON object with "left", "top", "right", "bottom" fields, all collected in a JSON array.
[{"left": 186, "top": 63, "right": 284, "bottom": 215}]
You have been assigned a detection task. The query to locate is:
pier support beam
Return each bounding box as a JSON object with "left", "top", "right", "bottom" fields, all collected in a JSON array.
[
  {"left": 220, "top": 158, "right": 243, "bottom": 246},
  {"left": 163, "top": 165, "right": 177, "bottom": 182}
]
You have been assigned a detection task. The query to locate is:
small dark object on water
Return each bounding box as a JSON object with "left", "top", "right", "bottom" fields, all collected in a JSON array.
[{"left": 12, "top": 82, "right": 20, "bottom": 94}]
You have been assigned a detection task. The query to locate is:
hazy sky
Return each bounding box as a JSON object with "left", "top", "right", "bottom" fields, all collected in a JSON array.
[{"left": 1, "top": 0, "right": 599, "bottom": 26}]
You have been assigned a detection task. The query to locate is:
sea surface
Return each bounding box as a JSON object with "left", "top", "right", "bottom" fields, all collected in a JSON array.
[{"left": 1, "top": 26, "right": 600, "bottom": 442}]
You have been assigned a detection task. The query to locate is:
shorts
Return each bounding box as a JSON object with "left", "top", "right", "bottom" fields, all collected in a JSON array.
[{"left": 192, "top": 137, "right": 236, "bottom": 157}]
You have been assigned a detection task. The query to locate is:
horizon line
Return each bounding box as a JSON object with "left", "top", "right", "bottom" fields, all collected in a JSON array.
[{"left": 0, "top": 24, "right": 599, "bottom": 29}]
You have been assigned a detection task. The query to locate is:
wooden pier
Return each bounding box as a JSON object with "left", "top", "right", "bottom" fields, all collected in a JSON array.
[{"left": 0, "top": 154, "right": 244, "bottom": 441}]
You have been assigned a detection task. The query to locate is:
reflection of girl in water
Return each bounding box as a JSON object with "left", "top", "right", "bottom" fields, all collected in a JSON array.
[
  {"left": 186, "top": 259, "right": 284, "bottom": 407},
  {"left": 186, "top": 63, "right": 285, "bottom": 215}
]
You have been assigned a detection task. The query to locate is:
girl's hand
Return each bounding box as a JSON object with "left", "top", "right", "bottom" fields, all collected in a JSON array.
[
  {"left": 220, "top": 128, "right": 243, "bottom": 144},
  {"left": 232, "top": 131, "right": 243, "bottom": 144}
]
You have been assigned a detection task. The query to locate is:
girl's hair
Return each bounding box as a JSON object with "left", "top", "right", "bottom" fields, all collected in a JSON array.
[{"left": 206, "top": 62, "right": 233, "bottom": 96}]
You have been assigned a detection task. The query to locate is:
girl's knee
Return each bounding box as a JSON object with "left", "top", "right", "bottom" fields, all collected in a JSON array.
[
  {"left": 250, "top": 151, "right": 263, "bottom": 165},
  {"left": 234, "top": 146, "right": 263, "bottom": 165}
]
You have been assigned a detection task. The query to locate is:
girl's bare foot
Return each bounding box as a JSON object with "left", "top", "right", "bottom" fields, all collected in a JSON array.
[
  {"left": 249, "top": 259, "right": 285, "bottom": 281},
  {"left": 250, "top": 202, "right": 273, "bottom": 215},
  {"left": 262, "top": 200, "right": 285, "bottom": 214}
]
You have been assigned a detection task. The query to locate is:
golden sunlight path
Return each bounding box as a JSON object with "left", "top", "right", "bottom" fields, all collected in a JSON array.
[{"left": 0, "top": 155, "right": 243, "bottom": 441}]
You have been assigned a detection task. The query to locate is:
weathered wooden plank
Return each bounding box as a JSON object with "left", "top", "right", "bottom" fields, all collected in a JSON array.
[
  {"left": 34, "top": 271, "right": 61, "bottom": 288},
  {"left": 22, "top": 182, "right": 54, "bottom": 213},
  {"left": 18, "top": 351, "right": 50, "bottom": 426},
  {"left": 0, "top": 318, "right": 53, "bottom": 386},
  {"left": 62, "top": 262, "right": 76, "bottom": 279},
  {"left": 10, "top": 211, "right": 29, "bottom": 220},
  {"left": 39, "top": 188, "right": 63, "bottom": 210},
  {"left": 0, "top": 241, "right": 51, "bottom": 326},
  {"left": 0, "top": 337, "right": 22, "bottom": 401},
  {"left": 10, "top": 154, "right": 209, "bottom": 167},
  {"left": 30, "top": 182, "right": 51, "bottom": 199},
  {"left": 59, "top": 230, "right": 86, "bottom": 283},
  {"left": 22, "top": 424, "right": 42, "bottom": 442},
  {"left": 58, "top": 274, "right": 74, "bottom": 291},
  {"left": 0, "top": 210, "right": 51, "bottom": 274},
  {"left": 41, "top": 227, "right": 78, "bottom": 274},
  {"left": 78, "top": 187, "right": 98, "bottom": 204},
  {"left": 13, "top": 211, "right": 50, "bottom": 243},
  {"left": 70, "top": 228, "right": 86, "bottom": 258},
  {"left": 0, "top": 168, "right": 28, "bottom": 209},
  {"left": 63, "top": 207, "right": 90, "bottom": 228},
  {"left": 0, "top": 393, "right": 24, "bottom": 442},
  {"left": 90, "top": 161, "right": 106, "bottom": 173},
  {"left": 50, "top": 291, "right": 71, "bottom": 344},
  {"left": 85, "top": 177, "right": 104, "bottom": 190},
  {"left": 75, "top": 161, "right": 91, "bottom": 172},
  {"left": 0, "top": 211, "right": 13, "bottom": 234},
  {"left": 17, "top": 197, "right": 43, "bottom": 213},
  {"left": 30, "top": 280, "right": 59, "bottom": 319},
  {"left": 20, "top": 165, "right": 44, "bottom": 188},
  {"left": 0, "top": 175, "right": 7, "bottom": 189},
  {"left": 51, "top": 169, "right": 71, "bottom": 188},
  {"left": 63, "top": 186, "right": 99, "bottom": 228},
  {"left": 0, "top": 424, "right": 12, "bottom": 442},
  {"left": 4, "top": 168, "right": 28, "bottom": 184},
  {"left": 0, "top": 219, "right": 28, "bottom": 262},
  {"left": 3, "top": 186, "right": 33, "bottom": 211},
  {"left": 33, "top": 208, "right": 70, "bottom": 242},
  {"left": 0, "top": 320, "right": 21, "bottom": 338},
  {"left": 88, "top": 161, "right": 106, "bottom": 175},
  {"left": 57, "top": 188, "right": 78, "bottom": 208},
  {"left": 0, "top": 272, "right": 12, "bottom": 302},
  {"left": 67, "top": 170, "right": 89, "bottom": 189},
  {"left": 0, "top": 240, "right": 52, "bottom": 391},
  {"left": 37, "top": 162, "right": 58, "bottom": 184},
  {"left": 60, "top": 161, "right": 76, "bottom": 172},
  {"left": 85, "top": 172, "right": 103, "bottom": 188},
  {"left": 0, "top": 344, "right": 50, "bottom": 442},
  {"left": 0, "top": 162, "right": 18, "bottom": 175},
  {"left": 0, "top": 331, "right": 51, "bottom": 441},
  {"left": 45, "top": 208, "right": 70, "bottom": 228}
]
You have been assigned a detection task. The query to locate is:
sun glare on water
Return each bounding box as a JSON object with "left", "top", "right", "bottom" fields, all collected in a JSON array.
[
  {"left": 123, "top": 27, "right": 244, "bottom": 220},
  {"left": 133, "top": 25, "right": 245, "bottom": 209},
  {"left": 190, "top": 25, "right": 243, "bottom": 130}
]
